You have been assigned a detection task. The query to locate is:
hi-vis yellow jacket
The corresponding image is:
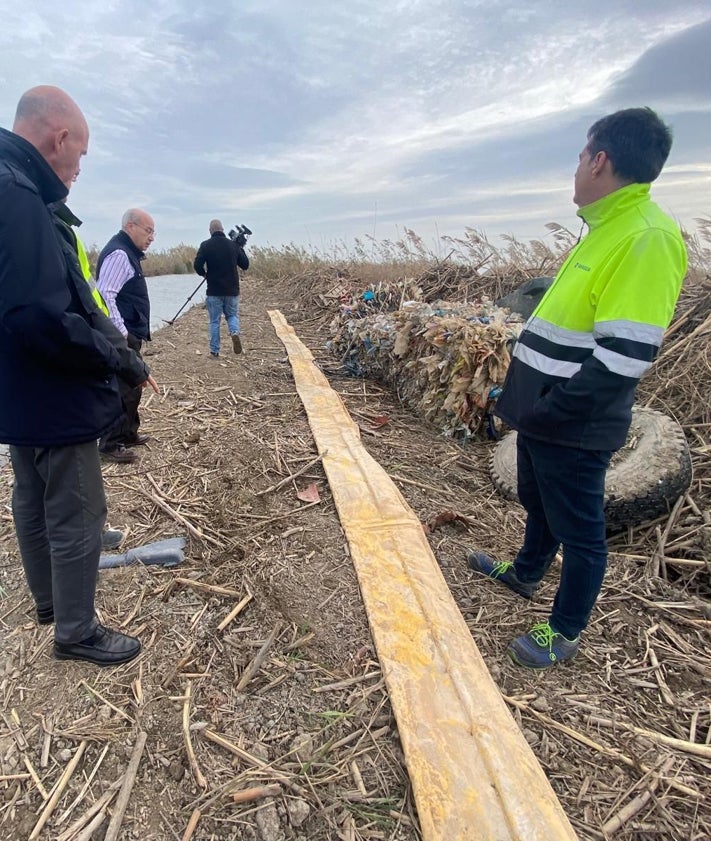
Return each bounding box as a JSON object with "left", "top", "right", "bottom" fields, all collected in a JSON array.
[
  {"left": 495, "top": 183, "right": 687, "bottom": 451},
  {"left": 75, "top": 233, "right": 110, "bottom": 316},
  {"left": 50, "top": 200, "right": 110, "bottom": 316}
]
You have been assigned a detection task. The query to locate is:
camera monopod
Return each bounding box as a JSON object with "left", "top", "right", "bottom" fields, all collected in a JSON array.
[{"left": 164, "top": 277, "right": 206, "bottom": 326}]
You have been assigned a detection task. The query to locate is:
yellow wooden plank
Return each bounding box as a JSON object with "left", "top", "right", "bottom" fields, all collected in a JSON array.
[{"left": 269, "top": 310, "right": 578, "bottom": 841}]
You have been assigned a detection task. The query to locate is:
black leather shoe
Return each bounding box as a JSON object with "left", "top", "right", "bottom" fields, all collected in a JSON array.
[
  {"left": 231, "top": 333, "right": 243, "bottom": 354},
  {"left": 100, "top": 445, "right": 138, "bottom": 464},
  {"left": 54, "top": 625, "right": 141, "bottom": 666},
  {"left": 101, "top": 528, "right": 126, "bottom": 551},
  {"left": 124, "top": 434, "right": 150, "bottom": 446}
]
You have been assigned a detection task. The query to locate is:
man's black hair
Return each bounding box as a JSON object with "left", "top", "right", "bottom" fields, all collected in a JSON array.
[{"left": 587, "top": 107, "right": 673, "bottom": 184}]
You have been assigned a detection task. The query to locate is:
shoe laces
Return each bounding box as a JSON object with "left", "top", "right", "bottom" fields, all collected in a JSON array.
[
  {"left": 491, "top": 560, "right": 515, "bottom": 578},
  {"left": 528, "top": 621, "right": 559, "bottom": 661}
]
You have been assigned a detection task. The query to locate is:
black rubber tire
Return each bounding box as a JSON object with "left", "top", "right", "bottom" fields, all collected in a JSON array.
[
  {"left": 495, "top": 276, "right": 555, "bottom": 320},
  {"left": 490, "top": 406, "right": 692, "bottom": 530}
]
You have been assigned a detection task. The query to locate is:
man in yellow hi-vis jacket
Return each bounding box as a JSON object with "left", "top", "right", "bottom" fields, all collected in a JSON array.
[
  {"left": 51, "top": 201, "right": 109, "bottom": 314},
  {"left": 467, "top": 107, "right": 687, "bottom": 669}
]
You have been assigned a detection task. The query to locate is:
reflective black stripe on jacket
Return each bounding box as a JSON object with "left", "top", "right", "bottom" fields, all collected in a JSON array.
[{"left": 495, "top": 185, "right": 686, "bottom": 451}]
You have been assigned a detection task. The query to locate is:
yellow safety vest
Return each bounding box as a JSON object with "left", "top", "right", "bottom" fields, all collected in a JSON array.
[{"left": 75, "top": 234, "right": 110, "bottom": 316}]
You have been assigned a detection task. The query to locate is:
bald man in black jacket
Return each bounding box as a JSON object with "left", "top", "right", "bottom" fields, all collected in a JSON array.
[
  {"left": 193, "top": 219, "right": 249, "bottom": 357},
  {"left": 0, "top": 86, "right": 155, "bottom": 666}
]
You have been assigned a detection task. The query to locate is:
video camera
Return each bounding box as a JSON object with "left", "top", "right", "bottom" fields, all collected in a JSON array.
[{"left": 228, "top": 223, "right": 253, "bottom": 248}]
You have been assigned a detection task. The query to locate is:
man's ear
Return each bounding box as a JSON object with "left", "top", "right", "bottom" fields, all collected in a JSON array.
[
  {"left": 54, "top": 128, "right": 69, "bottom": 153},
  {"left": 591, "top": 149, "right": 608, "bottom": 178}
]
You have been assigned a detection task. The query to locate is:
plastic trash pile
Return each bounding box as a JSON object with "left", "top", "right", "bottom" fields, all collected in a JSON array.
[{"left": 330, "top": 299, "right": 524, "bottom": 438}]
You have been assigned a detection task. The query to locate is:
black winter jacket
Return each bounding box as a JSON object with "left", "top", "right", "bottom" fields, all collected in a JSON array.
[
  {"left": 51, "top": 204, "right": 151, "bottom": 387},
  {"left": 0, "top": 128, "right": 144, "bottom": 447},
  {"left": 193, "top": 231, "right": 249, "bottom": 296}
]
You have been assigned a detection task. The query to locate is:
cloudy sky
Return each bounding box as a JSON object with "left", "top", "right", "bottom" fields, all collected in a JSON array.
[{"left": 2, "top": 1, "right": 710, "bottom": 256}]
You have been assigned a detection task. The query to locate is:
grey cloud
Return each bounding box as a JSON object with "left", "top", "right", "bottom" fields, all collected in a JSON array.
[
  {"left": 175, "top": 162, "right": 302, "bottom": 190},
  {"left": 605, "top": 17, "right": 711, "bottom": 108},
  {"left": 2, "top": 1, "right": 709, "bottom": 252}
]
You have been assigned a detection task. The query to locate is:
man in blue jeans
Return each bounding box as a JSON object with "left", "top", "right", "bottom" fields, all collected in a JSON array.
[
  {"left": 466, "top": 107, "right": 686, "bottom": 669},
  {"left": 193, "top": 219, "right": 249, "bottom": 357}
]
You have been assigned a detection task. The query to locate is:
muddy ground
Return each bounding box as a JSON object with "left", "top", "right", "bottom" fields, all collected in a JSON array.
[{"left": 0, "top": 275, "right": 709, "bottom": 841}]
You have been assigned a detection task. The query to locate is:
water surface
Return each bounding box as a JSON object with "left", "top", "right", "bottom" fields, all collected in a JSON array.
[{"left": 147, "top": 272, "right": 205, "bottom": 332}]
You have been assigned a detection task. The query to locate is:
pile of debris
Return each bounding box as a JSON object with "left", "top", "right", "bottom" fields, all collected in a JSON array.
[
  {"left": 330, "top": 300, "right": 524, "bottom": 438},
  {"left": 323, "top": 278, "right": 425, "bottom": 322}
]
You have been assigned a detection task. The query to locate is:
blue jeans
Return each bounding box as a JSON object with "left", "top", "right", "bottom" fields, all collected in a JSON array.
[
  {"left": 512, "top": 433, "right": 612, "bottom": 639},
  {"left": 206, "top": 295, "right": 239, "bottom": 354}
]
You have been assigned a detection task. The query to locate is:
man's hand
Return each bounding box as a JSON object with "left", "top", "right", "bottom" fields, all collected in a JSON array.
[{"left": 141, "top": 374, "right": 160, "bottom": 394}]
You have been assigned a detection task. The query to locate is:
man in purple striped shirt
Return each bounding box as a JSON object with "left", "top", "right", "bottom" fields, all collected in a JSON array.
[{"left": 96, "top": 209, "right": 155, "bottom": 463}]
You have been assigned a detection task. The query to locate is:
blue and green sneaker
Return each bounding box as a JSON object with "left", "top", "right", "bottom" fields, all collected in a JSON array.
[
  {"left": 466, "top": 551, "right": 539, "bottom": 599},
  {"left": 507, "top": 621, "right": 579, "bottom": 669}
]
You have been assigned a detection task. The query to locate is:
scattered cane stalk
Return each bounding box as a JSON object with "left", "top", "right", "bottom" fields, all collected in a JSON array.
[
  {"left": 182, "top": 683, "right": 208, "bottom": 789},
  {"left": 232, "top": 783, "right": 282, "bottom": 803},
  {"left": 29, "top": 740, "right": 87, "bottom": 840},
  {"left": 104, "top": 731, "right": 148, "bottom": 841},
  {"left": 182, "top": 808, "right": 202, "bottom": 841},
  {"left": 602, "top": 757, "right": 676, "bottom": 835},
  {"left": 236, "top": 622, "right": 282, "bottom": 692}
]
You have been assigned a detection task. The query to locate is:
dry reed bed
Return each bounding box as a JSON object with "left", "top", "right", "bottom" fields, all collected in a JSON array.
[
  {"left": 279, "top": 259, "right": 710, "bottom": 841},
  {"left": 0, "top": 256, "right": 708, "bottom": 840}
]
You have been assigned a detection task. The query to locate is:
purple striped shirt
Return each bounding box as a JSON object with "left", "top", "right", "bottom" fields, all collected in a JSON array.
[{"left": 96, "top": 250, "right": 133, "bottom": 336}]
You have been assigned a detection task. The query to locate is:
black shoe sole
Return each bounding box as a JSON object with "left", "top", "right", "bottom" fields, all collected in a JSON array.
[{"left": 53, "top": 643, "right": 141, "bottom": 667}]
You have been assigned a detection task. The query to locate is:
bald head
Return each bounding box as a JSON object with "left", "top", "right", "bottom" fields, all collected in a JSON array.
[
  {"left": 209, "top": 219, "right": 224, "bottom": 234},
  {"left": 13, "top": 86, "right": 89, "bottom": 190}
]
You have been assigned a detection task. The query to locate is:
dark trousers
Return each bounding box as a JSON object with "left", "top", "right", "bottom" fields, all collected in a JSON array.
[
  {"left": 9, "top": 442, "right": 105, "bottom": 643},
  {"left": 100, "top": 334, "right": 143, "bottom": 450},
  {"left": 513, "top": 433, "right": 612, "bottom": 639}
]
